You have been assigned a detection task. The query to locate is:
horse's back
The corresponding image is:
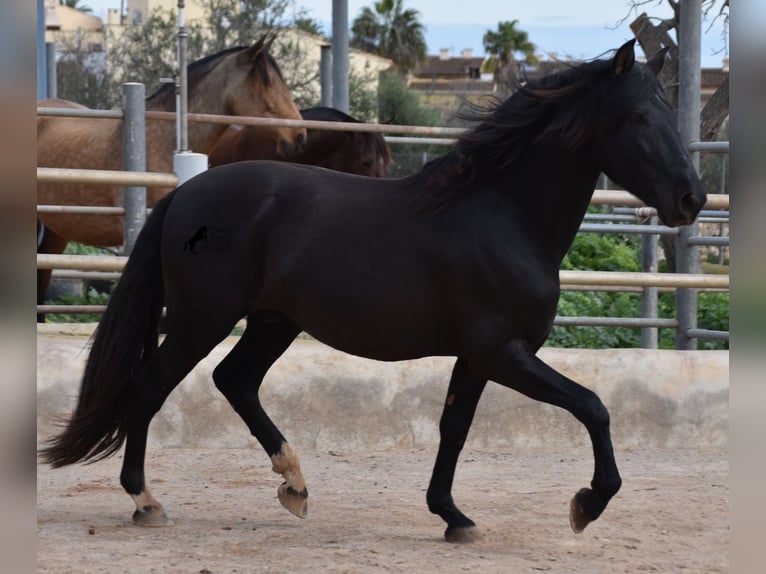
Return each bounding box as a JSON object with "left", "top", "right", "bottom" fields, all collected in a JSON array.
[
  {"left": 158, "top": 161, "right": 554, "bottom": 360},
  {"left": 159, "top": 162, "right": 461, "bottom": 357}
]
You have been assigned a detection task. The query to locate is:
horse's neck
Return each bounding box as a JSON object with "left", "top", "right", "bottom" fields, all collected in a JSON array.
[
  {"left": 495, "top": 144, "right": 599, "bottom": 263},
  {"left": 145, "top": 88, "right": 228, "bottom": 167}
]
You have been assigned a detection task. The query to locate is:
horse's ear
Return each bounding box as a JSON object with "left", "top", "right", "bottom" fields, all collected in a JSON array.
[
  {"left": 242, "top": 33, "right": 276, "bottom": 62},
  {"left": 241, "top": 38, "right": 266, "bottom": 63},
  {"left": 646, "top": 46, "right": 670, "bottom": 76},
  {"left": 264, "top": 32, "right": 276, "bottom": 52},
  {"left": 613, "top": 39, "right": 636, "bottom": 77}
]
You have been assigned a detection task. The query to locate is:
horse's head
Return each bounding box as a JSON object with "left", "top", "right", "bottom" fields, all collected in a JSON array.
[
  {"left": 344, "top": 132, "right": 391, "bottom": 177},
  {"left": 593, "top": 40, "right": 706, "bottom": 227},
  {"left": 222, "top": 36, "right": 306, "bottom": 157}
]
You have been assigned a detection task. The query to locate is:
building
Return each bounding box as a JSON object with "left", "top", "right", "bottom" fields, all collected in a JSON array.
[
  {"left": 44, "top": 0, "right": 391, "bottom": 110},
  {"left": 410, "top": 48, "right": 728, "bottom": 119},
  {"left": 44, "top": 0, "right": 106, "bottom": 60}
]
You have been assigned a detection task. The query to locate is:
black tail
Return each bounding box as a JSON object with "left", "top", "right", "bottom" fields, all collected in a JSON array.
[{"left": 40, "top": 190, "right": 177, "bottom": 467}]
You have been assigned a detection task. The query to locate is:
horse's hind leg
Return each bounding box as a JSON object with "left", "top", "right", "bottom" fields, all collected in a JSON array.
[
  {"left": 212, "top": 314, "right": 308, "bottom": 518},
  {"left": 120, "top": 325, "right": 235, "bottom": 526},
  {"left": 427, "top": 358, "right": 487, "bottom": 542},
  {"left": 483, "top": 339, "right": 622, "bottom": 533}
]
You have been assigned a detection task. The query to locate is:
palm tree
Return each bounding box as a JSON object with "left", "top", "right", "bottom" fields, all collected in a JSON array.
[
  {"left": 482, "top": 20, "right": 537, "bottom": 96},
  {"left": 60, "top": 0, "right": 93, "bottom": 13},
  {"left": 350, "top": 0, "right": 426, "bottom": 74}
]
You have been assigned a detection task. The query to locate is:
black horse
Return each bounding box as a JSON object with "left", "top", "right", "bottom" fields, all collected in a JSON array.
[{"left": 41, "top": 41, "right": 706, "bottom": 542}]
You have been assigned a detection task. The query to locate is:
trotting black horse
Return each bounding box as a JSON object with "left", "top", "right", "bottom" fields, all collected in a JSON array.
[{"left": 41, "top": 41, "right": 706, "bottom": 542}]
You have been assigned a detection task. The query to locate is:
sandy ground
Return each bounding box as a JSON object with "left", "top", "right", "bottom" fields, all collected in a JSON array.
[{"left": 37, "top": 446, "right": 728, "bottom": 573}]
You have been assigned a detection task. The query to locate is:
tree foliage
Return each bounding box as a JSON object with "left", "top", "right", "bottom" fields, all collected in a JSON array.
[
  {"left": 106, "top": 7, "right": 206, "bottom": 104},
  {"left": 546, "top": 230, "right": 729, "bottom": 350},
  {"left": 77, "top": 1, "right": 321, "bottom": 109},
  {"left": 350, "top": 0, "right": 427, "bottom": 73},
  {"left": 377, "top": 69, "right": 439, "bottom": 126},
  {"left": 482, "top": 20, "right": 536, "bottom": 97},
  {"left": 60, "top": 0, "right": 92, "bottom": 13}
]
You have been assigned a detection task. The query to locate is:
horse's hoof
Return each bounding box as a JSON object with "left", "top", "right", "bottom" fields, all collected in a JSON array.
[
  {"left": 278, "top": 483, "right": 308, "bottom": 519},
  {"left": 132, "top": 505, "right": 173, "bottom": 527},
  {"left": 569, "top": 489, "right": 592, "bottom": 533},
  {"left": 444, "top": 525, "right": 481, "bottom": 543}
]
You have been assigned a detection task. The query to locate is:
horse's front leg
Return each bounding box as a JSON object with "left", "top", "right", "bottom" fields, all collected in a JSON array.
[
  {"left": 484, "top": 338, "right": 622, "bottom": 532},
  {"left": 427, "top": 357, "right": 488, "bottom": 543}
]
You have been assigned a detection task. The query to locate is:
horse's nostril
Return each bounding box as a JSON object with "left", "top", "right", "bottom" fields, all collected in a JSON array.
[
  {"left": 679, "top": 192, "right": 702, "bottom": 217},
  {"left": 296, "top": 132, "right": 306, "bottom": 147}
]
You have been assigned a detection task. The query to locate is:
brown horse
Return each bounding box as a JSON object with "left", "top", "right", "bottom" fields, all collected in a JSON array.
[
  {"left": 37, "top": 36, "right": 306, "bottom": 318},
  {"left": 209, "top": 106, "right": 392, "bottom": 177}
]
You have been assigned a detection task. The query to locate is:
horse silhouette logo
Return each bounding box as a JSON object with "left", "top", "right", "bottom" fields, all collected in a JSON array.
[{"left": 182, "top": 226, "right": 208, "bottom": 254}]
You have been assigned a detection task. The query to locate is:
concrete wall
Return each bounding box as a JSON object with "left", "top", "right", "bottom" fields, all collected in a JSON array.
[{"left": 37, "top": 330, "right": 728, "bottom": 453}]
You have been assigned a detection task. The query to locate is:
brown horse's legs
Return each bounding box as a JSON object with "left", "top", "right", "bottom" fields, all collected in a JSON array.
[
  {"left": 483, "top": 339, "right": 622, "bottom": 533},
  {"left": 120, "top": 325, "right": 235, "bottom": 526},
  {"left": 37, "top": 223, "right": 68, "bottom": 323},
  {"left": 212, "top": 314, "right": 307, "bottom": 517},
  {"left": 426, "top": 358, "right": 487, "bottom": 543}
]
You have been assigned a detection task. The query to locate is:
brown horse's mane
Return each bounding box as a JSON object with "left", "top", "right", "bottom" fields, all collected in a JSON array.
[{"left": 145, "top": 36, "right": 284, "bottom": 106}]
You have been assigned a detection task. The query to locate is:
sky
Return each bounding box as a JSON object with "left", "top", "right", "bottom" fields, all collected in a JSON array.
[{"left": 84, "top": 0, "right": 731, "bottom": 68}]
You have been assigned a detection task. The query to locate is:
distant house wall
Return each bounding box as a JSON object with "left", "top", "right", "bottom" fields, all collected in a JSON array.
[
  {"left": 411, "top": 52, "right": 728, "bottom": 118},
  {"left": 46, "top": 1, "right": 391, "bottom": 112}
]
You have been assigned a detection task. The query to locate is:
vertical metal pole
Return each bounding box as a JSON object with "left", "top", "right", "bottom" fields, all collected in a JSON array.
[
  {"left": 177, "top": 1, "right": 189, "bottom": 152},
  {"left": 122, "top": 83, "right": 147, "bottom": 254},
  {"left": 37, "top": 0, "right": 47, "bottom": 99},
  {"left": 640, "top": 215, "right": 659, "bottom": 348},
  {"left": 331, "top": 0, "right": 349, "bottom": 113},
  {"left": 45, "top": 42, "right": 57, "bottom": 98},
  {"left": 675, "top": 0, "right": 702, "bottom": 350},
  {"left": 320, "top": 44, "right": 333, "bottom": 108}
]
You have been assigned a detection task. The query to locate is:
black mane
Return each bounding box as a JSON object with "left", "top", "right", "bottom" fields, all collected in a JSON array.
[{"left": 409, "top": 53, "right": 662, "bottom": 211}]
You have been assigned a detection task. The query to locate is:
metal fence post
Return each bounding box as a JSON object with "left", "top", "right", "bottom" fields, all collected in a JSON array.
[
  {"left": 675, "top": 0, "right": 702, "bottom": 350},
  {"left": 640, "top": 215, "right": 660, "bottom": 348},
  {"left": 331, "top": 0, "right": 350, "bottom": 113},
  {"left": 122, "top": 82, "right": 147, "bottom": 255},
  {"left": 45, "top": 42, "right": 57, "bottom": 98},
  {"left": 320, "top": 44, "right": 333, "bottom": 108}
]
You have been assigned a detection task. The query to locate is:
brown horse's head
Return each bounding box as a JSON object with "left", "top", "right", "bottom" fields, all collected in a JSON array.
[
  {"left": 349, "top": 131, "right": 392, "bottom": 177},
  {"left": 221, "top": 35, "right": 306, "bottom": 157}
]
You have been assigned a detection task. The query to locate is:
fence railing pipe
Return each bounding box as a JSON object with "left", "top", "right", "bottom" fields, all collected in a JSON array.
[
  {"left": 686, "top": 328, "right": 730, "bottom": 341},
  {"left": 122, "top": 83, "right": 147, "bottom": 255},
  {"left": 590, "top": 191, "right": 729, "bottom": 210},
  {"left": 687, "top": 236, "right": 730, "bottom": 247},
  {"left": 36, "top": 254, "right": 128, "bottom": 272},
  {"left": 37, "top": 107, "right": 124, "bottom": 119},
  {"left": 559, "top": 271, "right": 728, "bottom": 289},
  {"left": 37, "top": 205, "right": 126, "bottom": 215},
  {"left": 688, "top": 141, "right": 729, "bottom": 153},
  {"left": 36, "top": 254, "right": 730, "bottom": 290},
  {"left": 36, "top": 167, "right": 178, "bottom": 187},
  {"left": 385, "top": 136, "right": 457, "bottom": 145},
  {"left": 578, "top": 223, "right": 679, "bottom": 236},
  {"left": 554, "top": 317, "right": 677, "bottom": 328},
  {"left": 37, "top": 305, "right": 108, "bottom": 315}
]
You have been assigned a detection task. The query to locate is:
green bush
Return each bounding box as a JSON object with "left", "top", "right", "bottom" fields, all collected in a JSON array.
[{"left": 547, "top": 230, "right": 729, "bottom": 350}]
